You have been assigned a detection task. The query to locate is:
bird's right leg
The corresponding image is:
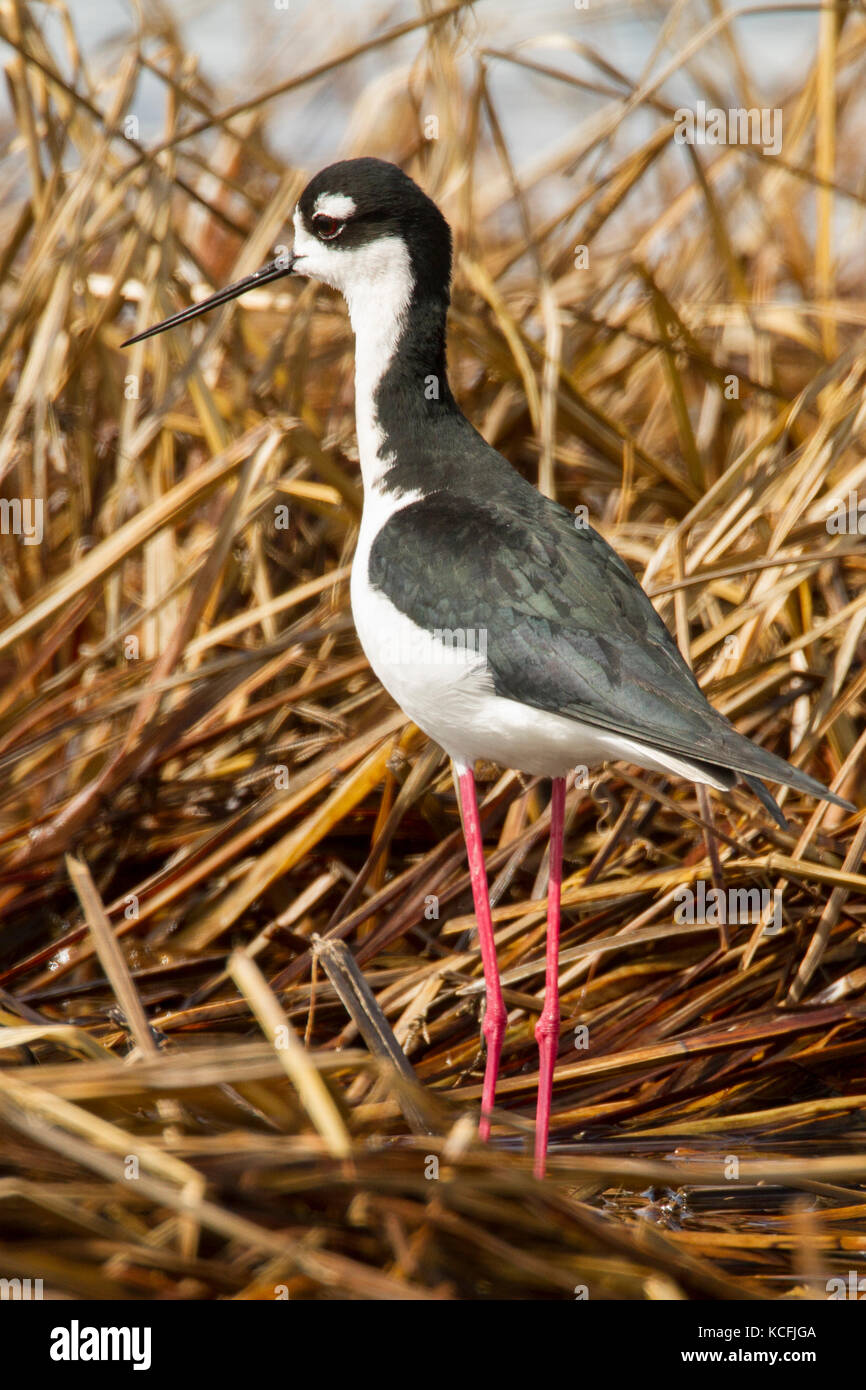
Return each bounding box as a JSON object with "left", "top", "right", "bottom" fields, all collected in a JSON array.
[
  {"left": 456, "top": 761, "right": 506, "bottom": 1141},
  {"left": 534, "top": 775, "right": 566, "bottom": 1177}
]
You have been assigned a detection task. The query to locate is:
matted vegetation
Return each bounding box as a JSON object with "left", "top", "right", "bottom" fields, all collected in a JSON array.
[{"left": 0, "top": 0, "right": 864, "bottom": 1298}]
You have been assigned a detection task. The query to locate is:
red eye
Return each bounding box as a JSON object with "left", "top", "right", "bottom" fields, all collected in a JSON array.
[{"left": 313, "top": 214, "right": 343, "bottom": 240}]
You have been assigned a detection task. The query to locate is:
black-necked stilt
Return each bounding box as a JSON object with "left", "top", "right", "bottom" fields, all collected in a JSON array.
[{"left": 124, "top": 157, "right": 852, "bottom": 1176}]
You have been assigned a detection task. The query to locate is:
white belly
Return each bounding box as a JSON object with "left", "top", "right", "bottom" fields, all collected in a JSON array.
[{"left": 350, "top": 515, "right": 728, "bottom": 786}]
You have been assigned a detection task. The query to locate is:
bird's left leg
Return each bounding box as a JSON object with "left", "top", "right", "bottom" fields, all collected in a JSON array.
[
  {"left": 456, "top": 761, "right": 506, "bottom": 1142},
  {"left": 534, "top": 776, "right": 566, "bottom": 1177}
]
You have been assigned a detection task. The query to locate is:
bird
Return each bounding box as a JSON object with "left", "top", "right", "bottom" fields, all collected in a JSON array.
[{"left": 123, "top": 156, "right": 852, "bottom": 1177}]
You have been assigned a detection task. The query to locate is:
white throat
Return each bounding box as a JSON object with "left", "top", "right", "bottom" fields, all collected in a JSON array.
[
  {"left": 291, "top": 209, "right": 414, "bottom": 495},
  {"left": 343, "top": 238, "right": 414, "bottom": 494}
]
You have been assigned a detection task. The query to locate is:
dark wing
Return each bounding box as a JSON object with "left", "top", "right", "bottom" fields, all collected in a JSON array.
[{"left": 368, "top": 490, "right": 847, "bottom": 808}]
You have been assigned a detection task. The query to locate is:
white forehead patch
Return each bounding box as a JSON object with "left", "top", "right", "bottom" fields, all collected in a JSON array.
[{"left": 313, "top": 192, "right": 357, "bottom": 220}]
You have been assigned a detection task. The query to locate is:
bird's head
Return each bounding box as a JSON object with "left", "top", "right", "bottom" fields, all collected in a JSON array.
[
  {"left": 122, "top": 158, "right": 451, "bottom": 346},
  {"left": 293, "top": 157, "right": 451, "bottom": 307}
]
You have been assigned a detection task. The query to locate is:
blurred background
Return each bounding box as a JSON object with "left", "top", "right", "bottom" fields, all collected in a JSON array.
[{"left": 0, "top": 0, "right": 864, "bottom": 1301}]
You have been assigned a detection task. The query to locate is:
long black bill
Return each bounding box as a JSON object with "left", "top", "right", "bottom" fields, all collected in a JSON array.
[{"left": 121, "top": 254, "right": 297, "bottom": 347}]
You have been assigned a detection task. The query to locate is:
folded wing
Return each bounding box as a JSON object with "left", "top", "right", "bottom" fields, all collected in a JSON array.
[{"left": 368, "top": 489, "right": 848, "bottom": 810}]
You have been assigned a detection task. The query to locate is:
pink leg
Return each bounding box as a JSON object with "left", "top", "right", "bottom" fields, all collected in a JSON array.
[
  {"left": 457, "top": 764, "right": 506, "bottom": 1142},
  {"left": 535, "top": 777, "right": 566, "bottom": 1178}
]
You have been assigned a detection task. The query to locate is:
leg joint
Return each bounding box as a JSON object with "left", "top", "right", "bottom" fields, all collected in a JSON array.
[
  {"left": 483, "top": 1001, "right": 507, "bottom": 1043},
  {"left": 534, "top": 1008, "right": 560, "bottom": 1046}
]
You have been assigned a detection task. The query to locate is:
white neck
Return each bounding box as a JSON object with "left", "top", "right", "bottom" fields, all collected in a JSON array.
[{"left": 343, "top": 237, "right": 414, "bottom": 495}]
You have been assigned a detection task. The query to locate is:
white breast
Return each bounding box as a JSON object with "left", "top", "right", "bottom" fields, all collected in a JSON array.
[
  {"left": 351, "top": 511, "right": 730, "bottom": 785},
  {"left": 350, "top": 493, "right": 495, "bottom": 760}
]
